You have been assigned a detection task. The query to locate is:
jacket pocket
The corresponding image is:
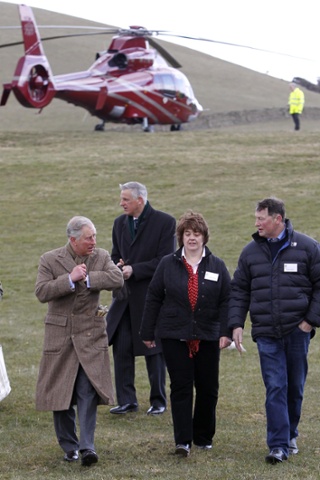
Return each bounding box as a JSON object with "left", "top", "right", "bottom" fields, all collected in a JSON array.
[
  {"left": 43, "top": 314, "right": 68, "bottom": 354},
  {"left": 94, "top": 316, "right": 109, "bottom": 351},
  {"left": 45, "top": 314, "right": 68, "bottom": 327}
]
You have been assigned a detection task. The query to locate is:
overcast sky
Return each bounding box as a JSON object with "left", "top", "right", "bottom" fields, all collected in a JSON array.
[{"left": 3, "top": 0, "right": 320, "bottom": 82}]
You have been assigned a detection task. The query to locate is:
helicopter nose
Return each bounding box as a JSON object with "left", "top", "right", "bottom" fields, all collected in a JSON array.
[
  {"left": 187, "top": 99, "right": 203, "bottom": 122},
  {"left": 195, "top": 100, "right": 203, "bottom": 113}
]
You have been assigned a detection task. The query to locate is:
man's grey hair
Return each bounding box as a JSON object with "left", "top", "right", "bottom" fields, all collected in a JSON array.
[
  {"left": 120, "top": 182, "right": 148, "bottom": 204},
  {"left": 66, "top": 216, "right": 96, "bottom": 240}
]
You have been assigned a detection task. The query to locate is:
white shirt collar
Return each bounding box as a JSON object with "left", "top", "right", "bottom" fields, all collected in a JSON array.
[{"left": 182, "top": 247, "right": 205, "bottom": 273}]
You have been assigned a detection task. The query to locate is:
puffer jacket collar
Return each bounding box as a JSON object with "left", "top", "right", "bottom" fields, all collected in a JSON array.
[{"left": 251, "top": 218, "right": 294, "bottom": 244}]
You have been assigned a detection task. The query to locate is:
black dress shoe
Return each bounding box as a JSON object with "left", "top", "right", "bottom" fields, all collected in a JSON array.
[
  {"left": 110, "top": 403, "right": 138, "bottom": 414},
  {"left": 147, "top": 405, "right": 166, "bottom": 415},
  {"left": 175, "top": 444, "right": 191, "bottom": 457},
  {"left": 64, "top": 450, "right": 79, "bottom": 462},
  {"left": 265, "top": 448, "right": 287, "bottom": 464},
  {"left": 81, "top": 449, "right": 98, "bottom": 467}
]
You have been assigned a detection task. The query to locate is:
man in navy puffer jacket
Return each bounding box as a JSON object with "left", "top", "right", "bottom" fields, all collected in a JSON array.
[{"left": 229, "top": 197, "right": 320, "bottom": 465}]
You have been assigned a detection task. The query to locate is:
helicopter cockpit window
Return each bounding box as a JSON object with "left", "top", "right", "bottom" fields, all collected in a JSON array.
[
  {"left": 176, "top": 74, "right": 196, "bottom": 100},
  {"left": 175, "top": 77, "right": 188, "bottom": 99},
  {"left": 154, "top": 74, "right": 176, "bottom": 98},
  {"left": 154, "top": 73, "right": 195, "bottom": 100}
]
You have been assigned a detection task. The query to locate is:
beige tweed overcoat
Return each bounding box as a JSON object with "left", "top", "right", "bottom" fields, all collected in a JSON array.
[{"left": 35, "top": 245, "right": 123, "bottom": 411}]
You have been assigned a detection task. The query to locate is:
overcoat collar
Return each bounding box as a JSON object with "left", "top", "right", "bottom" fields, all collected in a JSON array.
[
  {"left": 55, "top": 244, "right": 98, "bottom": 272},
  {"left": 124, "top": 202, "right": 152, "bottom": 244}
]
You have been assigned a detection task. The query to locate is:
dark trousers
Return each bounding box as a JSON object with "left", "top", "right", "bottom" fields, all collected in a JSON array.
[
  {"left": 256, "top": 327, "right": 310, "bottom": 456},
  {"left": 162, "top": 338, "right": 220, "bottom": 447},
  {"left": 291, "top": 113, "right": 300, "bottom": 130},
  {"left": 112, "top": 309, "right": 166, "bottom": 407},
  {"left": 53, "top": 365, "right": 98, "bottom": 453}
]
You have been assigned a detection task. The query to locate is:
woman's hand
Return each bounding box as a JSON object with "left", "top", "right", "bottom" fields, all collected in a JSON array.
[{"left": 219, "top": 336, "right": 232, "bottom": 349}]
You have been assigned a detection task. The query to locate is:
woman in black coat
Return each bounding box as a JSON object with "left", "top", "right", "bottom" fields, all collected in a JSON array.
[{"left": 140, "top": 211, "right": 232, "bottom": 457}]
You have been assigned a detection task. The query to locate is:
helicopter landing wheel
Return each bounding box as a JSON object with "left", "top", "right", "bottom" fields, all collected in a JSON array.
[
  {"left": 94, "top": 122, "right": 105, "bottom": 131},
  {"left": 143, "top": 126, "right": 154, "bottom": 133},
  {"left": 170, "top": 124, "right": 181, "bottom": 131},
  {"left": 142, "top": 117, "right": 154, "bottom": 132}
]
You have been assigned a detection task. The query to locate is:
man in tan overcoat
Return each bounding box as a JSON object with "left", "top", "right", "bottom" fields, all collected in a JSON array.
[{"left": 35, "top": 216, "right": 123, "bottom": 467}]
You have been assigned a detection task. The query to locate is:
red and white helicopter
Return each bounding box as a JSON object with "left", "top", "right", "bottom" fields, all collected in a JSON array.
[
  {"left": 1, "top": 5, "right": 304, "bottom": 132},
  {"left": 0, "top": 4, "right": 204, "bottom": 132}
]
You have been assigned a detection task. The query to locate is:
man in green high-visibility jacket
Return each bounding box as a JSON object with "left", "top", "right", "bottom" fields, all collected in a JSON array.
[{"left": 288, "top": 83, "right": 305, "bottom": 131}]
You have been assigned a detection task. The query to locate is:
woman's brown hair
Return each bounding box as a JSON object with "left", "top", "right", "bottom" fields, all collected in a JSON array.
[{"left": 176, "top": 211, "right": 209, "bottom": 248}]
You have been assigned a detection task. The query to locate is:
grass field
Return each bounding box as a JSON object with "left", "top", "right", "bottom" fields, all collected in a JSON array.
[{"left": 1, "top": 122, "right": 320, "bottom": 480}]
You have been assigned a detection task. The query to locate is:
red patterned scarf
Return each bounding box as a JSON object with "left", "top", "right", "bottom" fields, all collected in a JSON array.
[{"left": 183, "top": 257, "right": 200, "bottom": 358}]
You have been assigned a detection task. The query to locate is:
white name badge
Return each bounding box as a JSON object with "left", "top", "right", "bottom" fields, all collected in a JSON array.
[
  {"left": 284, "top": 263, "right": 298, "bottom": 272},
  {"left": 205, "top": 271, "right": 219, "bottom": 281}
]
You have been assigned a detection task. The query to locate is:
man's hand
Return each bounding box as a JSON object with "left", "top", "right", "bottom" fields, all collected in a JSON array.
[
  {"left": 299, "top": 320, "right": 313, "bottom": 333},
  {"left": 70, "top": 263, "right": 87, "bottom": 282},
  {"left": 232, "top": 327, "right": 244, "bottom": 353},
  {"left": 122, "top": 265, "right": 133, "bottom": 280},
  {"left": 117, "top": 259, "right": 133, "bottom": 280},
  {"left": 143, "top": 340, "right": 156, "bottom": 348}
]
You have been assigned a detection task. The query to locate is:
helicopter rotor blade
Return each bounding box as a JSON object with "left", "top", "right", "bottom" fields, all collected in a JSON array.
[
  {"left": 147, "top": 37, "right": 181, "bottom": 68},
  {"left": 0, "top": 27, "right": 169, "bottom": 49},
  {"left": 0, "top": 24, "right": 119, "bottom": 32},
  {"left": 0, "top": 39, "right": 24, "bottom": 48},
  {"left": 0, "top": 30, "right": 119, "bottom": 49},
  {"left": 0, "top": 24, "right": 314, "bottom": 62},
  {"left": 157, "top": 32, "right": 315, "bottom": 61},
  {"left": 0, "top": 27, "right": 181, "bottom": 68}
]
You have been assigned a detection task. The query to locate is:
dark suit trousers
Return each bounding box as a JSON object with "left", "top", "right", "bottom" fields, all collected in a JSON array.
[
  {"left": 291, "top": 113, "right": 300, "bottom": 130},
  {"left": 53, "top": 365, "right": 98, "bottom": 453},
  {"left": 112, "top": 307, "right": 166, "bottom": 407},
  {"left": 162, "top": 338, "right": 220, "bottom": 447}
]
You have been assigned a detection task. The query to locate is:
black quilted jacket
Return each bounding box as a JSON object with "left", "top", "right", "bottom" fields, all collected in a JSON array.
[
  {"left": 140, "top": 246, "right": 231, "bottom": 342},
  {"left": 228, "top": 219, "right": 320, "bottom": 341}
]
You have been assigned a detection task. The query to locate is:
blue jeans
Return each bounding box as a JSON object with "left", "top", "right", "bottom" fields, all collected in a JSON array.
[{"left": 256, "top": 327, "right": 310, "bottom": 456}]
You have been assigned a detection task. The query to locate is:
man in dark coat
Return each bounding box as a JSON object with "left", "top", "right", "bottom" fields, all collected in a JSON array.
[
  {"left": 229, "top": 198, "right": 320, "bottom": 465},
  {"left": 107, "top": 181, "right": 176, "bottom": 415}
]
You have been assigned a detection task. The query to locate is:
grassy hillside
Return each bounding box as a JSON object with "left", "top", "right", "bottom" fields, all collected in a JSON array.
[
  {"left": 1, "top": 4, "right": 320, "bottom": 480},
  {"left": 1, "top": 2, "right": 320, "bottom": 132},
  {"left": 1, "top": 127, "right": 320, "bottom": 480}
]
